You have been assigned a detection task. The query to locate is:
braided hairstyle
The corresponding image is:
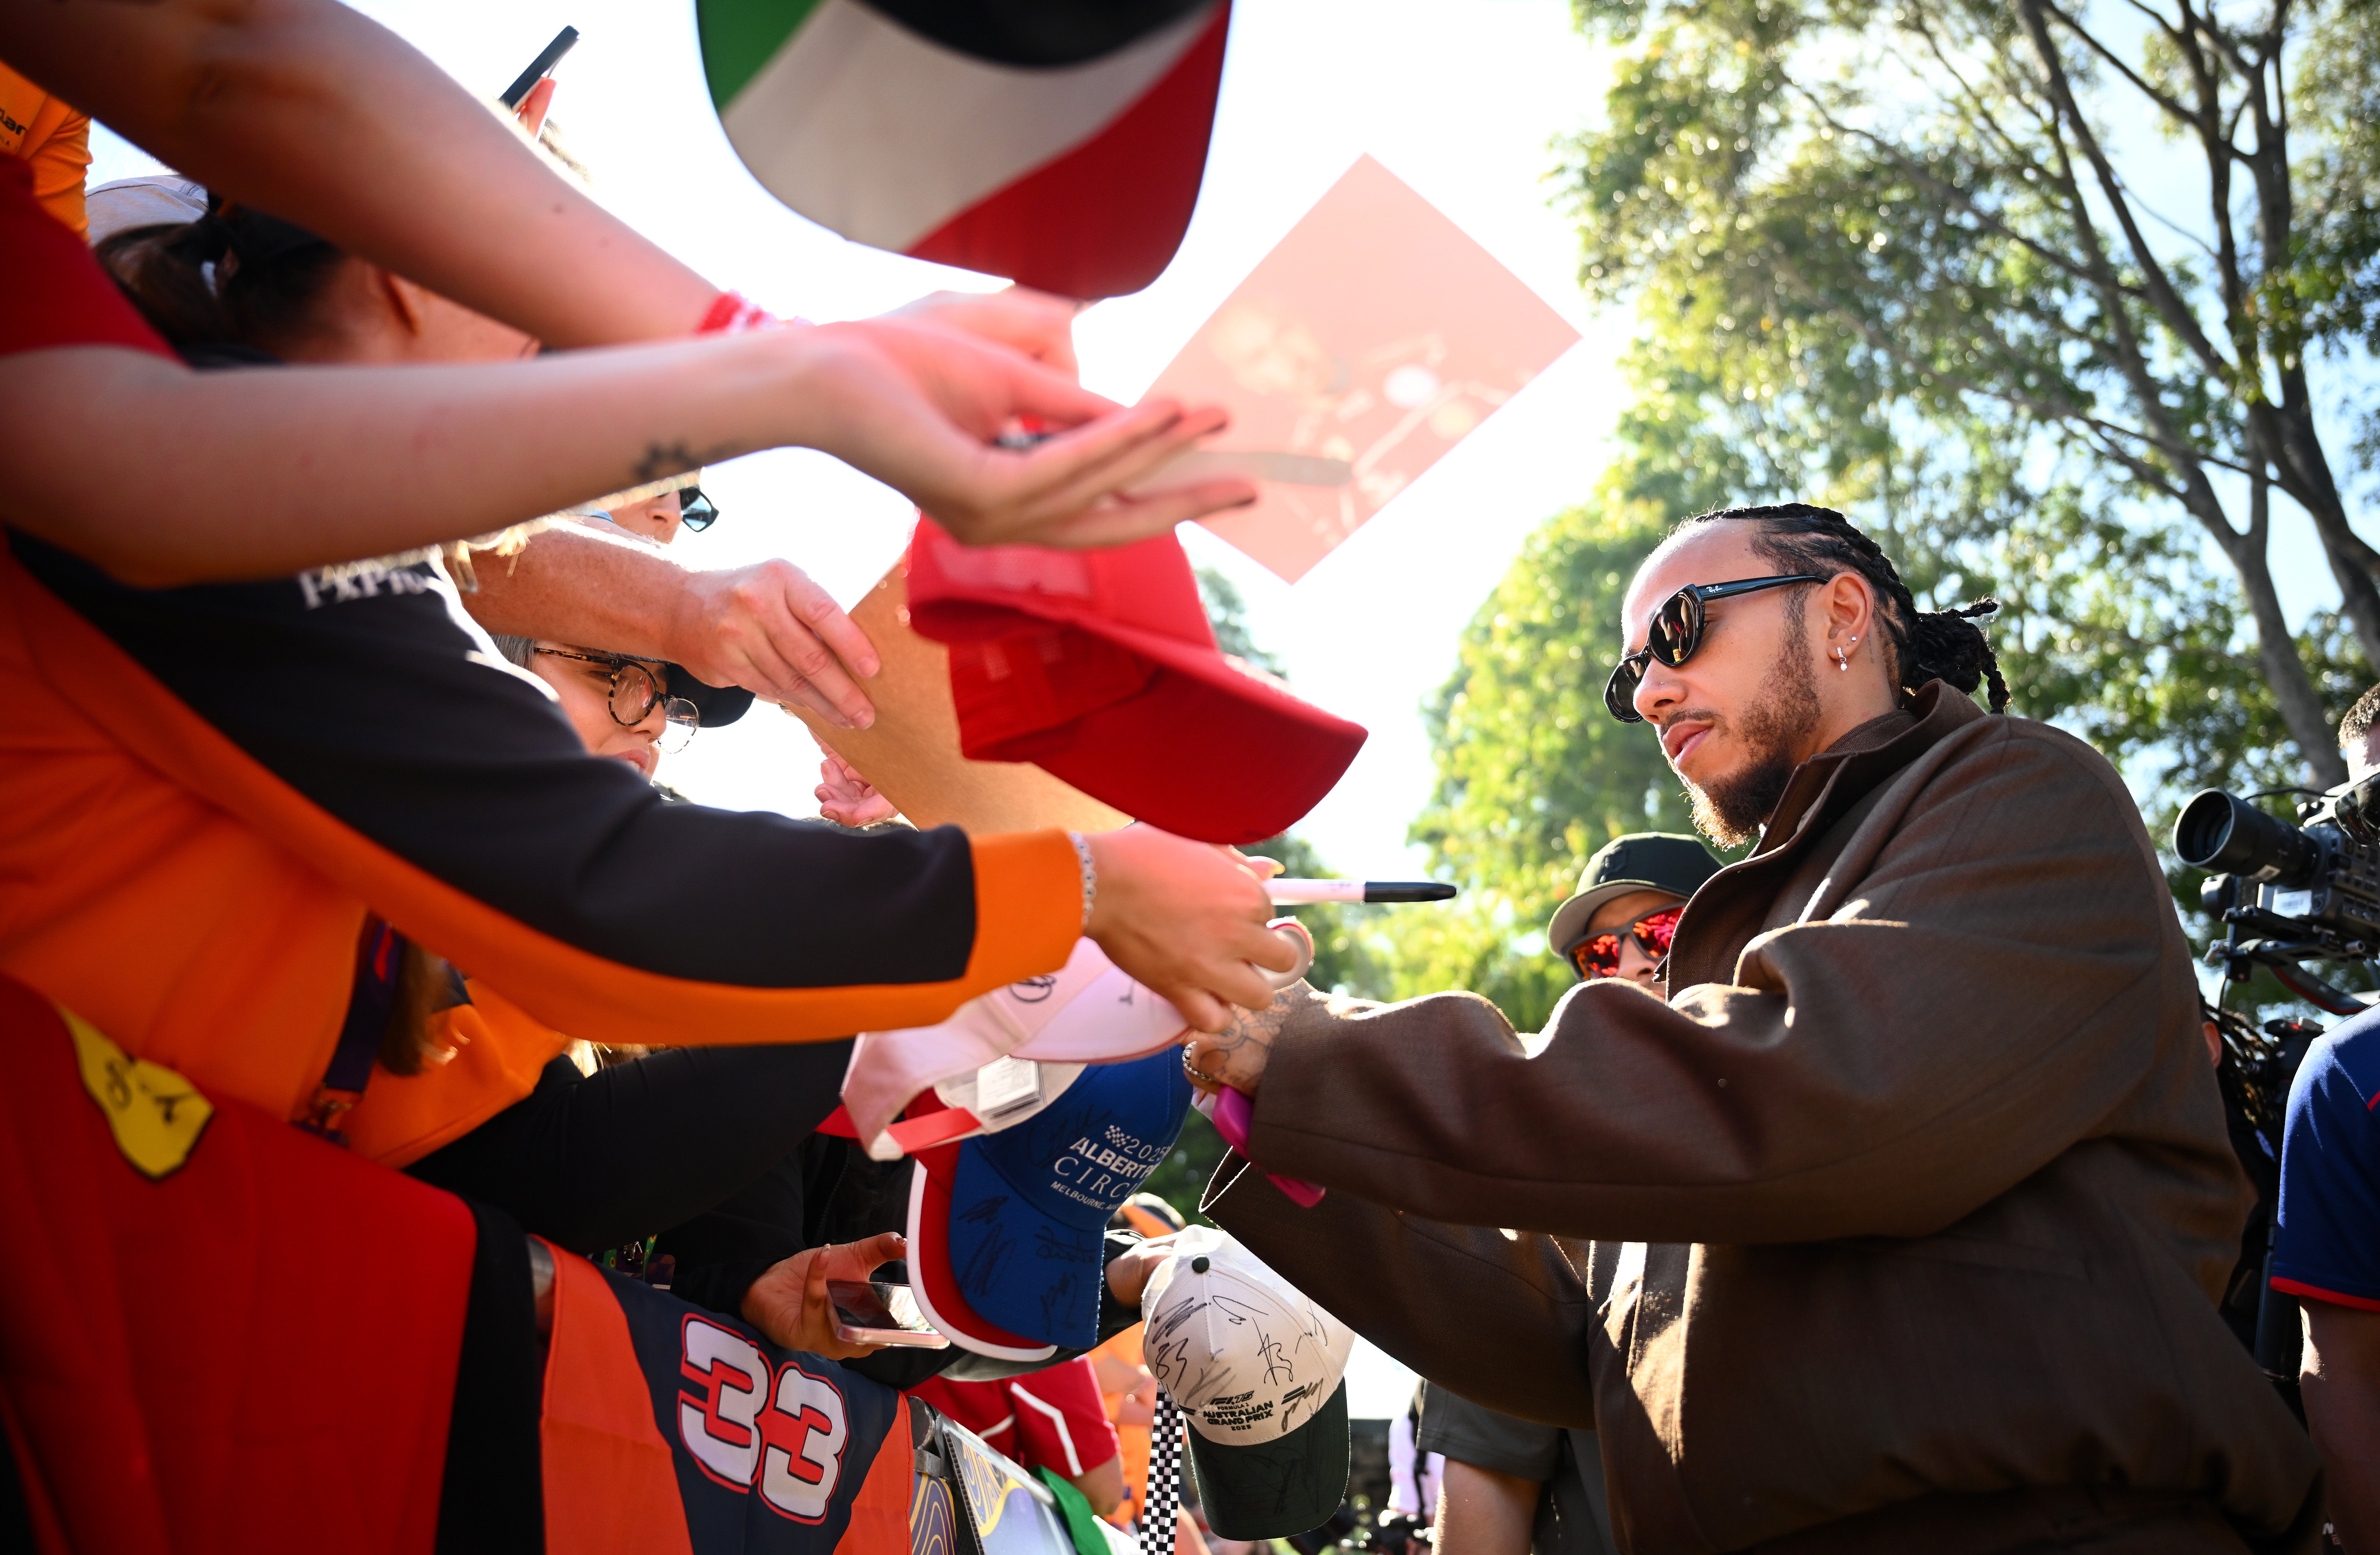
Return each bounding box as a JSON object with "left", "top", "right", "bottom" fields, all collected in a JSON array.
[{"left": 1680, "top": 502, "right": 2011, "bottom": 713}]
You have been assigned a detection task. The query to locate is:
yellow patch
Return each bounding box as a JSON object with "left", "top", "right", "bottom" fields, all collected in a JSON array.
[{"left": 64, "top": 1008, "right": 213, "bottom": 1179}]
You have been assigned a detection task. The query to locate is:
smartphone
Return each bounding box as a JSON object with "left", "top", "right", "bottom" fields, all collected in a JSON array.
[{"left": 826, "top": 1280, "right": 949, "bottom": 1348}]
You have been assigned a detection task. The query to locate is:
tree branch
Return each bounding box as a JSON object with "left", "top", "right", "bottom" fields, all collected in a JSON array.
[
  {"left": 2036, "top": 0, "right": 2199, "bottom": 124},
  {"left": 1900, "top": 8, "right": 2056, "bottom": 171},
  {"left": 1789, "top": 91, "right": 2139, "bottom": 297},
  {"left": 2015, "top": 0, "right": 2230, "bottom": 376},
  {"left": 1765, "top": 253, "right": 2214, "bottom": 507}
]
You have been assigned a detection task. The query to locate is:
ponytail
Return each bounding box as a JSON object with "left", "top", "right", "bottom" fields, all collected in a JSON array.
[
  {"left": 95, "top": 202, "right": 344, "bottom": 354},
  {"left": 1906, "top": 596, "right": 2009, "bottom": 713}
]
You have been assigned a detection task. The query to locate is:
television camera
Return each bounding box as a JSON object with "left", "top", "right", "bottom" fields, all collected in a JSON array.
[{"left": 2175, "top": 773, "right": 2380, "bottom": 1016}]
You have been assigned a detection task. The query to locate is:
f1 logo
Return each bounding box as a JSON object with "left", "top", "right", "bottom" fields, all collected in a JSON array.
[{"left": 678, "top": 1316, "right": 850, "bottom": 1522}]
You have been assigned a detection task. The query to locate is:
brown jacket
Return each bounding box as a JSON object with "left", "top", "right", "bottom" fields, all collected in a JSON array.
[{"left": 1205, "top": 685, "right": 2320, "bottom": 1553}]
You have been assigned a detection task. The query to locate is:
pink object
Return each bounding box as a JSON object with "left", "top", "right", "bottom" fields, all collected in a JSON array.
[
  {"left": 1143, "top": 155, "right": 1581, "bottom": 582},
  {"left": 841, "top": 939, "right": 1127, "bottom": 1152},
  {"left": 843, "top": 924, "right": 1320, "bottom": 1155},
  {"left": 1201, "top": 1086, "right": 1326, "bottom": 1207}
]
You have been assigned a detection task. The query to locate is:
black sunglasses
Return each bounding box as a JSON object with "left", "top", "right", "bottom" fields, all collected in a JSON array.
[
  {"left": 1605, "top": 574, "right": 1827, "bottom": 723},
  {"left": 678, "top": 486, "right": 719, "bottom": 532}
]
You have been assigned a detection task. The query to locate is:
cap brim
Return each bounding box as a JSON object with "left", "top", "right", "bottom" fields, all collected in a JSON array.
[
  {"left": 901, "top": 527, "right": 1365, "bottom": 845},
  {"left": 1021, "top": 620, "right": 1366, "bottom": 845},
  {"left": 906, "top": 1151, "right": 1057, "bottom": 1362},
  {"left": 1546, "top": 880, "right": 1673, "bottom": 958},
  {"left": 1184, "top": 1379, "right": 1350, "bottom": 1541}
]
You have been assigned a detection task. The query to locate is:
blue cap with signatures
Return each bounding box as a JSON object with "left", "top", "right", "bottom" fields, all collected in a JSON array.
[{"left": 942, "top": 1046, "right": 1193, "bottom": 1349}]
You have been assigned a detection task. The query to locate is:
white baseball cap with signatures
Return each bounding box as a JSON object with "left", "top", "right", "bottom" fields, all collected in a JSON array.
[{"left": 1139, "top": 1226, "right": 1355, "bottom": 1538}]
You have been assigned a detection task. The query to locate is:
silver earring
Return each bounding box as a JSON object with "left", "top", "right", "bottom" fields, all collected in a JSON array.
[{"left": 1835, "top": 635, "right": 1858, "bottom": 671}]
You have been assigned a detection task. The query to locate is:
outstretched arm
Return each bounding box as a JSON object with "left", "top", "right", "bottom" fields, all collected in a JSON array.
[
  {"left": 0, "top": 48, "right": 1251, "bottom": 581},
  {"left": 460, "top": 522, "right": 886, "bottom": 729},
  {"left": 4, "top": 326, "right": 1249, "bottom": 585},
  {"left": 1192, "top": 723, "right": 2212, "bottom": 1245},
  {"left": 0, "top": 0, "right": 716, "bottom": 346}
]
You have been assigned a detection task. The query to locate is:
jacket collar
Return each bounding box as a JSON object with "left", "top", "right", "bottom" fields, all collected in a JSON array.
[
  {"left": 1660, "top": 683, "right": 1987, "bottom": 993},
  {"left": 1751, "top": 680, "right": 1984, "bottom": 863}
]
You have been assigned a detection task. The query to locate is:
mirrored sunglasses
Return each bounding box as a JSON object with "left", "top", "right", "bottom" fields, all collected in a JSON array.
[{"left": 1566, "top": 904, "right": 1684, "bottom": 981}]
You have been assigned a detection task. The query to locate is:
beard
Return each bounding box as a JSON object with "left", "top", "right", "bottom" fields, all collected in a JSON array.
[{"left": 1682, "top": 612, "right": 1824, "bottom": 849}]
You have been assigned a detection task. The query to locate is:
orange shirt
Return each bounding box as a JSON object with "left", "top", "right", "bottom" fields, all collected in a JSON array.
[
  {"left": 0, "top": 550, "right": 1081, "bottom": 1131},
  {"left": 0, "top": 60, "right": 89, "bottom": 238},
  {"left": 1090, "top": 1324, "right": 1155, "bottom": 1528}
]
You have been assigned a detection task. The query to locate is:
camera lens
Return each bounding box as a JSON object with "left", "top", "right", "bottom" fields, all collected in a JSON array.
[{"left": 2174, "top": 790, "right": 2321, "bottom": 886}]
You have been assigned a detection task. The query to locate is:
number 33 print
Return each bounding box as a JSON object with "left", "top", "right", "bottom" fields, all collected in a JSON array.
[{"left": 678, "top": 1316, "right": 851, "bottom": 1521}]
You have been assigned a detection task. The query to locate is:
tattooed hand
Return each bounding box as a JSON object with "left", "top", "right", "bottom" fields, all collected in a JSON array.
[{"left": 1182, "top": 985, "right": 1303, "bottom": 1097}]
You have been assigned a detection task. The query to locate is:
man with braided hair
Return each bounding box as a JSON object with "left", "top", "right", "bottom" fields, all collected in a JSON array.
[{"left": 1182, "top": 505, "right": 2321, "bottom": 1552}]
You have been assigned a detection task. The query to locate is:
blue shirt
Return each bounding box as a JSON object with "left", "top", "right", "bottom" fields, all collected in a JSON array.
[{"left": 2275, "top": 1003, "right": 2380, "bottom": 1311}]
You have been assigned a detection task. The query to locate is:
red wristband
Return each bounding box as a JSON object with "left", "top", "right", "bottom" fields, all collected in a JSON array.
[{"left": 697, "top": 290, "right": 781, "bottom": 334}]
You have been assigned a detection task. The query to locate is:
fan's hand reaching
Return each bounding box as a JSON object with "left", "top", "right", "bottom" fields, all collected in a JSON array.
[
  {"left": 816, "top": 752, "right": 898, "bottom": 827},
  {"left": 786, "top": 317, "right": 1257, "bottom": 552},
  {"left": 892, "top": 286, "right": 1083, "bottom": 379},
  {"left": 740, "top": 1231, "right": 910, "bottom": 1359},
  {"left": 1082, "top": 827, "right": 1296, "bottom": 1033}
]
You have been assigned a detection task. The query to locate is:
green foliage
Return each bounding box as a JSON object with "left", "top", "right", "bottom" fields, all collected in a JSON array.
[
  {"left": 1548, "top": 0, "right": 2380, "bottom": 778},
  {"left": 2292, "top": 2, "right": 2380, "bottom": 366},
  {"left": 1141, "top": 1107, "right": 1226, "bottom": 1227},
  {"left": 1195, "top": 566, "right": 1284, "bottom": 676}
]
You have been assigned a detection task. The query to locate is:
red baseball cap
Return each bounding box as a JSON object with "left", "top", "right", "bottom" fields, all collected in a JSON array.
[{"left": 902, "top": 519, "right": 1366, "bottom": 845}]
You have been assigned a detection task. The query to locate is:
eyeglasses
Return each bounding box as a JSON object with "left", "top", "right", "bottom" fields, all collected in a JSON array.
[
  {"left": 1604, "top": 574, "right": 1827, "bottom": 723},
  {"left": 534, "top": 647, "right": 700, "bottom": 753},
  {"left": 1565, "top": 904, "right": 1684, "bottom": 981},
  {"left": 677, "top": 486, "right": 719, "bottom": 533}
]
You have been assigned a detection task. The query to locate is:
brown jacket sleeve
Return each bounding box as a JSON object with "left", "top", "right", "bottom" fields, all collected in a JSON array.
[
  {"left": 1242, "top": 718, "right": 2198, "bottom": 1246},
  {"left": 1205, "top": 1158, "right": 1606, "bottom": 1428}
]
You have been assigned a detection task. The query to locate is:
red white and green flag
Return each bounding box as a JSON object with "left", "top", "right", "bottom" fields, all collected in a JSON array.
[{"left": 697, "top": 0, "right": 1231, "bottom": 299}]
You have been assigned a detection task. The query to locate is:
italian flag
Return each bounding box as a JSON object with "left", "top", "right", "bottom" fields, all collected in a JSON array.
[{"left": 697, "top": 0, "right": 1231, "bottom": 299}]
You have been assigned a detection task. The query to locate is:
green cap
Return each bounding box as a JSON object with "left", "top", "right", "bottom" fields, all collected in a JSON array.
[
  {"left": 1185, "top": 1379, "right": 1351, "bottom": 1541},
  {"left": 1545, "top": 832, "right": 1720, "bottom": 960}
]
